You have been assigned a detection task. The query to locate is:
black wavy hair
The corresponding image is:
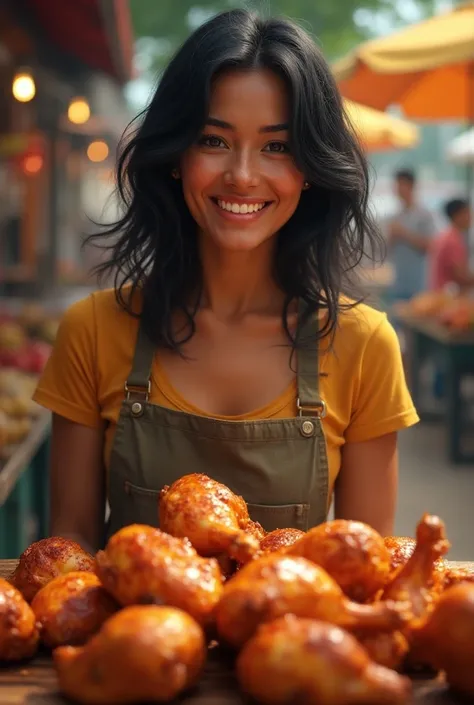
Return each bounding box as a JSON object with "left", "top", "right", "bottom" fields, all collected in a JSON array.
[
  {"left": 444, "top": 198, "right": 469, "bottom": 222},
  {"left": 87, "top": 8, "right": 382, "bottom": 350}
]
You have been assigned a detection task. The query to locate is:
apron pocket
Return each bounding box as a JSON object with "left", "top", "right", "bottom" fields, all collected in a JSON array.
[
  {"left": 122, "top": 480, "right": 160, "bottom": 528},
  {"left": 246, "top": 502, "right": 309, "bottom": 533}
]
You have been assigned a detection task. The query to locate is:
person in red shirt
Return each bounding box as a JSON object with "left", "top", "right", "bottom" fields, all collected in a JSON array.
[{"left": 429, "top": 198, "right": 473, "bottom": 292}]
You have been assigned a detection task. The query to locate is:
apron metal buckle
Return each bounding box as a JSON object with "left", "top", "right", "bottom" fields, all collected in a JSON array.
[
  {"left": 124, "top": 381, "right": 151, "bottom": 402},
  {"left": 296, "top": 398, "right": 326, "bottom": 418}
]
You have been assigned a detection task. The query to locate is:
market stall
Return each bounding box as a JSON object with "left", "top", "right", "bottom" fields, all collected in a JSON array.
[{"left": 393, "top": 294, "right": 474, "bottom": 464}]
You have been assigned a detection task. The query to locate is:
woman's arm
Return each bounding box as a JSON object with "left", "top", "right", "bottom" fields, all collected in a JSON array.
[
  {"left": 49, "top": 413, "right": 106, "bottom": 552},
  {"left": 334, "top": 432, "right": 398, "bottom": 536}
]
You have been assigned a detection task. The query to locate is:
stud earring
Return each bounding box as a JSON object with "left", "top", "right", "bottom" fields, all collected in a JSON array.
[
  {"left": 303, "top": 181, "right": 310, "bottom": 190},
  {"left": 171, "top": 168, "right": 180, "bottom": 179}
]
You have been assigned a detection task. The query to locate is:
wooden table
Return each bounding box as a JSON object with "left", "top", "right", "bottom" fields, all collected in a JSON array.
[
  {"left": 1, "top": 560, "right": 473, "bottom": 704},
  {"left": 0, "top": 411, "right": 51, "bottom": 559},
  {"left": 392, "top": 308, "right": 474, "bottom": 464}
]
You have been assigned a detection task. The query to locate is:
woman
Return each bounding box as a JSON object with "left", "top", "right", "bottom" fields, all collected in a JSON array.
[{"left": 33, "top": 9, "right": 418, "bottom": 551}]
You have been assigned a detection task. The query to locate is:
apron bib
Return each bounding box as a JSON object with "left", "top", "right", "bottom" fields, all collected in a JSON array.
[{"left": 107, "top": 305, "right": 329, "bottom": 537}]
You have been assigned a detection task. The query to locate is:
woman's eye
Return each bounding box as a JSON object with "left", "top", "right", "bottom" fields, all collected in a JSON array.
[
  {"left": 264, "top": 141, "right": 289, "bottom": 153},
  {"left": 199, "top": 135, "right": 226, "bottom": 148}
]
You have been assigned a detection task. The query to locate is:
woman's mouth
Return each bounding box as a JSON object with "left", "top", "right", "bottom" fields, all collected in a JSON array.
[{"left": 210, "top": 197, "right": 271, "bottom": 220}]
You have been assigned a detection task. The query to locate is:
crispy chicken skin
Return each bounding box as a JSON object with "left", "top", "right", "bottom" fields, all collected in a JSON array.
[
  {"left": 0, "top": 577, "right": 39, "bottom": 661},
  {"left": 237, "top": 615, "right": 411, "bottom": 705},
  {"left": 384, "top": 536, "right": 446, "bottom": 586},
  {"left": 95, "top": 524, "right": 224, "bottom": 626},
  {"left": 31, "top": 572, "right": 118, "bottom": 648},
  {"left": 54, "top": 605, "right": 206, "bottom": 704},
  {"left": 381, "top": 514, "right": 450, "bottom": 626},
  {"left": 259, "top": 528, "right": 305, "bottom": 555},
  {"left": 10, "top": 537, "right": 94, "bottom": 602},
  {"left": 215, "top": 553, "right": 409, "bottom": 649},
  {"left": 159, "top": 473, "right": 261, "bottom": 563},
  {"left": 443, "top": 564, "right": 474, "bottom": 590},
  {"left": 283, "top": 520, "right": 391, "bottom": 603},
  {"left": 412, "top": 584, "right": 474, "bottom": 697}
]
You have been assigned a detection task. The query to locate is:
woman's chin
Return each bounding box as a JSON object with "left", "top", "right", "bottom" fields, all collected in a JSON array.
[{"left": 203, "top": 228, "right": 274, "bottom": 254}]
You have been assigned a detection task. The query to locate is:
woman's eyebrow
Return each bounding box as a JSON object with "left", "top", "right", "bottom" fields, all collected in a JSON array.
[{"left": 205, "top": 117, "right": 289, "bottom": 133}]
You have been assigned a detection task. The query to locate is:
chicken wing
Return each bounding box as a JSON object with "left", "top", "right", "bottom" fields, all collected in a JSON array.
[
  {"left": 284, "top": 519, "right": 391, "bottom": 602},
  {"left": 31, "top": 572, "right": 118, "bottom": 647},
  {"left": 159, "top": 473, "right": 262, "bottom": 563},
  {"left": 10, "top": 537, "right": 94, "bottom": 602},
  {"left": 237, "top": 615, "right": 411, "bottom": 705},
  {"left": 95, "top": 524, "right": 224, "bottom": 626},
  {"left": 54, "top": 604, "right": 206, "bottom": 704},
  {"left": 0, "top": 577, "right": 39, "bottom": 661},
  {"left": 215, "top": 553, "right": 409, "bottom": 649}
]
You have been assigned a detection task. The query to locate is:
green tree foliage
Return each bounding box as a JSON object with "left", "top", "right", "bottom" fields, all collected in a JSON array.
[{"left": 129, "top": 0, "right": 447, "bottom": 76}]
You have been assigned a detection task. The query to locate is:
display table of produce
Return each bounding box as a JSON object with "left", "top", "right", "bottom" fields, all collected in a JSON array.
[
  {"left": 0, "top": 557, "right": 473, "bottom": 705},
  {"left": 393, "top": 304, "right": 474, "bottom": 465}
]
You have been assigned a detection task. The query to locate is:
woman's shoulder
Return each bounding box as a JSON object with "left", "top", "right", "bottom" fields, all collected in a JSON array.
[
  {"left": 61, "top": 286, "right": 141, "bottom": 332},
  {"left": 336, "top": 297, "right": 393, "bottom": 343}
]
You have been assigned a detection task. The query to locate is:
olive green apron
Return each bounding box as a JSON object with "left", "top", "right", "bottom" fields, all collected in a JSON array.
[{"left": 107, "top": 305, "right": 329, "bottom": 538}]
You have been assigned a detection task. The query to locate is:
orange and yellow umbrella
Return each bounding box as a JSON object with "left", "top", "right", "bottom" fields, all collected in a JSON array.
[
  {"left": 344, "top": 99, "right": 419, "bottom": 151},
  {"left": 333, "top": 2, "right": 474, "bottom": 120}
]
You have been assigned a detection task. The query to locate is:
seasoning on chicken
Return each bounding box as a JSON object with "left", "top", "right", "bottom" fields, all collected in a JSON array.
[
  {"left": 237, "top": 615, "right": 411, "bottom": 705},
  {"left": 384, "top": 535, "right": 446, "bottom": 589},
  {"left": 411, "top": 584, "right": 474, "bottom": 697},
  {"left": 95, "top": 524, "right": 224, "bottom": 626},
  {"left": 283, "top": 519, "right": 391, "bottom": 603},
  {"left": 54, "top": 605, "right": 206, "bottom": 704},
  {"left": 0, "top": 577, "right": 39, "bottom": 661},
  {"left": 159, "top": 473, "right": 262, "bottom": 564},
  {"left": 31, "top": 572, "right": 118, "bottom": 648},
  {"left": 381, "top": 514, "right": 450, "bottom": 627},
  {"left": 443, "top": 563, "right": 474, "bottom": 590},
  {"left": 10, "top": 537, "right": 94, "bottom": 602},
  {"left": 215, "top": 553, "right": 409, "bottom": 649},
  {"left": 259, "top": 528, "right": 305, "bottom": 555}
]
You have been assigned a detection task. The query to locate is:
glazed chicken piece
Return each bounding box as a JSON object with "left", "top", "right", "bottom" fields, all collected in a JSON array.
[
  {"left": 259, "top": 528, "right": 305, "bottom": 555},
  {"left": 411, "top": 584, "right": 474, "bottom": 697},
  {"left": 159, "top": 473, "right": 262, "bottom": 564},
  {"left": 10, "top": 537, "right": 94, "bottom": 602},
  {"left": 31, "top": 572, "right": 118, "bottom": 648},
  {"left": 215, "top": 553, "right": 409, "bottom": 649},
  {"left": 237, "top": 615, "right": 411, "bottom": 705},
  {"left": 443, "top": 563, "right": 474, "bottom": 590},
  {"left": 95, "top": 524, "right": 224, "bottom": 626},
  {"left": 384, "top": 535, "right": 446, "bottom": 589},
  {"left": 54, "top": 604, "right": 206, "bottom": 704},
  {"left": 381, "top": 514, "right": 450, "bottom": 627},
  {"left": 353, "top": 630, "right": 410, "bottom": 670},
  {"left": 0, "top": 577, "right": 39, "bottom": 661},
  {"left": 283, "top": 519, "right": 391, "bottom": 603}
]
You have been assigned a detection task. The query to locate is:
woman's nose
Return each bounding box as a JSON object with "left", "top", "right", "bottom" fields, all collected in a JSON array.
[{"left": 224, "top": 150, "right": 259, "bottom": 190}]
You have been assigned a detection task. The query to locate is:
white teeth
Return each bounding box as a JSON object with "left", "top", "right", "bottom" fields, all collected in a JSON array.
[{"left": 217, "top": 200, "right": 265, "bottom": 214}]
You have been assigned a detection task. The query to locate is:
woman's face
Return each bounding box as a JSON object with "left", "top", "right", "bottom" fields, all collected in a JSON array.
[{"left": 180, "top": 68, "right": 306, "bottom": 252}]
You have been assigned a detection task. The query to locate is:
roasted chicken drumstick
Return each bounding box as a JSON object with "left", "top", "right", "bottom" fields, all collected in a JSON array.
[
  {"left": 54, "top": 605, "right": 206, "bottom": 704},
  {"left": 237, "top": 615, "right": 411, "bottom": 705},
  {"left": 95, "top": 524, "right": 224, "bottom": 626},
  {"left": 284, "top": 519, "right": 391, "bottom": 602},
  {"left": 215, "top": 553, "right": 409, "bottom": 649},
  {"left": 0, "top": 577, "right": 39, "bottom": 661},
  {"left": 159, "top": 473, "right": 263, "bottom": 563}
]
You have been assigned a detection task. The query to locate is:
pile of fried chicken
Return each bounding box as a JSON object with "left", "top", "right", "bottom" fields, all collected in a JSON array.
[{"left": 1, "top": 472, "right": 474, "bottom": 704}]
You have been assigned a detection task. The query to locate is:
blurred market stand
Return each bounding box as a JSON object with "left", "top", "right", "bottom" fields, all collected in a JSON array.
[{"left": 0, "top": 0, "right": 134, "bottom": 557}]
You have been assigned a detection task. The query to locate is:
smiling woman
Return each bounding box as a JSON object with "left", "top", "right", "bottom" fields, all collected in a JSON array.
[{"left": 32, "top": 9, "right": 419, "bottom": 550}]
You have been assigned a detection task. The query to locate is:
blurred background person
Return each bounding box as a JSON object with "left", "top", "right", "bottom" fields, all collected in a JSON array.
[
  {"left": 387, "top": 168, "right": 436, "bottom": 303},
  {"left": 429, "top": 198, "right": 473, "bottom": 294}
]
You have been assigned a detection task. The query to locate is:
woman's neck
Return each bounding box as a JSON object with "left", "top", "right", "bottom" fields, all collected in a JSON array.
[{"left": 198, "top": 234, "right": 285, "bottom": 321}]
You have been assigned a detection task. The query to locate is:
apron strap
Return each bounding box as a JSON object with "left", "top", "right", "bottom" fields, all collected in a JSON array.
[
  {"left": 125, "top": 320, "right": 155, "bottom": 401},
  {"left": 126, "top": 301, "right": 325, "bottom": 413},
  {"left": 296, "top": 300, "right": 326, "bottom": 418}
]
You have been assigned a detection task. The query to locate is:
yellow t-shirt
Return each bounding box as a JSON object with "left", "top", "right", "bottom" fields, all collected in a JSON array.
[{"left": 33, "top": 288, "right": 419, "bottom": 499}]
